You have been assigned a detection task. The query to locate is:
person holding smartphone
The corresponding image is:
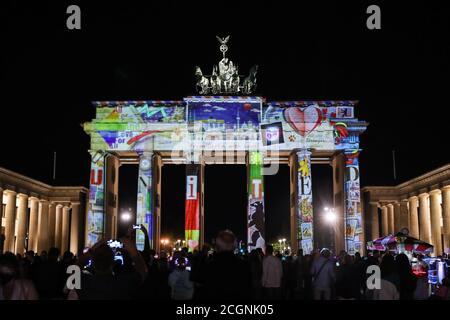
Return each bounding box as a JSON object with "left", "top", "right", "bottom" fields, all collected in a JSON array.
[{"left": 68, "top": 228, "right": 148, "bottom": 300}]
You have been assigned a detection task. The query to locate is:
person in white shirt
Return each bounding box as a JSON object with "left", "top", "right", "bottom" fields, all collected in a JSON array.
[{"left": 262, "top": 245, "right": 283, "bottom": 299}]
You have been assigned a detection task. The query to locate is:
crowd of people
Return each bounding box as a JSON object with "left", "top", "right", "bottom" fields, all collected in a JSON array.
[{"left": 1, "top": 226, "right": 449, "bottom": 300}]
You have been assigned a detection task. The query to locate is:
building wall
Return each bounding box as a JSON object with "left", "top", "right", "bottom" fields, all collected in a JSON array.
[
  {"left": 0, "top": 167, "right": 88, "bottom": 256},
  {"left": 362, "top": 164, "right": 450, "bottom": 256}
]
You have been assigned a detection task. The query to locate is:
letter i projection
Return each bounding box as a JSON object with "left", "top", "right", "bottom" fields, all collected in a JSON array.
[
  {"left": 185, "top": 164, "right": 200, "bottom": 251},
  {"left": 344, "top": 150, "right": 363, "bottom": 255},
  {"left": 136, "top": 153, "right": 153, "bottom": 250},
  {"left": 297, "top": 149, "right": 313, "bottom": 254},
  {"left": 247, "top": 151, "right": 265, "bottom": 251},
  {"left": 87, "top": 151, "right": 106, "bottom": 247}
]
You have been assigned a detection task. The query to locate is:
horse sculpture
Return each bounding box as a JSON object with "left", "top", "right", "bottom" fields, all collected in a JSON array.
[
  {"left": 195, "top": 66, "right": 210, "bottom": 94},
  {"left": 242, "top": 65, "right": 258, "bottom": 94}
]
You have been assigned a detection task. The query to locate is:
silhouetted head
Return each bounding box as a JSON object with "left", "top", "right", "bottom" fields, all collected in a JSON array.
[
  {"left": 320, "top": 248, "right": 331, "bottom": 259},
  {"left": 396, "top": 253, "right": 412, "bottom": 276},
  {"left": 266, "top": 245, "right": 274, "bottom": 256},
  {"left": 215, "top": 230, "right": 236, "bottom": 253},
  {"left": 0, "top": 252, "right": 20, "bottom": 285},
  {"left": 48, "top": 247, "right": 60, "bottom": 261},
  {"left": 92, "top": 243, "right": 114, "bottom": 274},
  {"left": 380, "top": 254, "right": 397, "bottom": 277}
]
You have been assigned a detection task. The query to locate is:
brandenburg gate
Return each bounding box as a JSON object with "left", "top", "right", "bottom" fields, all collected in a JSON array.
[{"left": 83, "top": 37, "right": 368, "bottom": 254}]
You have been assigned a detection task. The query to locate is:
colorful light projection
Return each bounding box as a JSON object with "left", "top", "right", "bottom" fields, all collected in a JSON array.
[
  {"left": 136, "top": 152, "right": 153, "bottom": 250},
  {"left": 84, "top": 98, "right": 365, "bottom": 253},
  {"left": 247, "top": 151, "right": 265, "bottom": 252},
  {"left": 297, "top": 149, "right": 313, "bottom": 254},
  {"left": 185, "top": 164, "right": 201, "bottom": 251},
  {"left": 86, "top": 151, "right": 106, "bottom": 247},
  {"left": 344, "top": 149, "right": 363, "bottom": 254}
]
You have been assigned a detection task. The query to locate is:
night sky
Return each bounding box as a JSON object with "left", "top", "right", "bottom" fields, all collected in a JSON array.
[{"left": 1, "top": 1, "right": 449, "bottom": 242}]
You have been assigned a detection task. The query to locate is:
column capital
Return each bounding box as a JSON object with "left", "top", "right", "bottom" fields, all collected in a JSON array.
[
  {"left": 387, "top": 203, "right": 394, "bottom": 208},
  {"left": 429, "top": 189, "right": 442, "bottom": 196},
  {"left": 441, "top": 185, "right": 450, "bottom": 192},
  {"left": 70, "top": 201, "right": 81, "bottom": 206},
  {"left": 39, "top": 199, "right": 49, "bottom": 204},
  {"left": 16, "top": 193, "right": 29, "bottom": 199},
  {"left": 295, "top": 148, "right": 311, "bottom": 157},
  {"left": 3, "top": 189, "right": 17, "bottom": 196},
  {"left": 418, "top": 192, "right": 429, "bottom": 199},
  {"left": 56, "top": 203, "right": 64, "bottom": 209},
  {"left": 28, "top": 196, "right": 40, "bottom": 202}
]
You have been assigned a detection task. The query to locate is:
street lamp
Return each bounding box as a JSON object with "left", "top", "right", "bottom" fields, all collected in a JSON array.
[
  {"left": 324, "top": 207, "right": 337, "bottom": 252},
  {"left": 324, "top": 207, "right": 337, "bottom": 224},
  {"left": 121, "top": 210, "right": 132, "bottom": 222}
]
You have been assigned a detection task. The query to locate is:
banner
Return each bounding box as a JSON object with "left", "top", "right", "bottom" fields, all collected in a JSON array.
[
  {"left": 297, "top": 149, "right": 314, "bottom": 254},
  {"left": 247, "top": 151, "right": 265, "bottom": 252},
  {"left": 185, "top": 164, "right": 200, "bottom": 251}
]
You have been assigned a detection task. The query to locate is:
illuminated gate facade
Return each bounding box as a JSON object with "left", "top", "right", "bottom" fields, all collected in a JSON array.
[{"left": 84, "top": 96, "right": 367, "bottom": 254}]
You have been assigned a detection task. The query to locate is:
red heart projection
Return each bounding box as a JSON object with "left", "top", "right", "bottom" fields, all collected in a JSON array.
[{"left": 284, "top": 105, "right": 322, "bottom": 137}]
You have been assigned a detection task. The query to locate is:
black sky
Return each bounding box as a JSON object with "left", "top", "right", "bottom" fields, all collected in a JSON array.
[{"left": 1, "top": 1, "right": 450, "bottom": 240}]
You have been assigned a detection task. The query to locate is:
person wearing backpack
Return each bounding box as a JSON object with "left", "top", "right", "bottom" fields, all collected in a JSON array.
[{"left": 310, "top": 248, "right": 335, "bottom": 300}]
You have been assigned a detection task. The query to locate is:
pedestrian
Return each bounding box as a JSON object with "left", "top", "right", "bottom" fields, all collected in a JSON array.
[
  {"left": 262, "top": 245, "right": 283, "bottom": 299},
  {"left": 310, "top": 248, "right": 335, "bottom": 300}
]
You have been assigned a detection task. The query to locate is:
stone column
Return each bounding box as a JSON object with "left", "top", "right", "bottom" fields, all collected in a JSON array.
[
  {"left": 70, "top": 202, "right": 81, "bottom": 255},
  {"left": 55, "top": 204, "right": 63, "bottom": 251},
  {"left": 429, "top": 190, "right": 443, "bottom": 256},
  {"left": 295, "top": 149, "right": 314, "bottom": 254},
  {"left": 37, "top": 200, "right": 49, "bottom": 253},
  {"left": 28, "top": 197, "right": 40, "bottom": 253},
  {"left": 399, "top": 199, "right": 410, "bottom": 231},
  {"left": 442, "top": 186, "right": 450, "bottom": 252},
  {"left": 381, "top": 205, "right": 389, "bottom": 236},
  {"left": 136, "top": 152, "right": 153, "bottom": 251},
  {"left": 247, "top": 151, "right": 266, "bottom": 252},
  {"left": 408, "top": 196, "right": 420, "bottom": 239},
  {"left": 48, "top": 203, "right": 56, "bottom": 248},
  {"left": 15, "top": 193, "right": 29, "bottom": 255},
  {"left": 369, "top": 202, "right": 379, "bottom": 240},
  {"left": 61, "top": 206, "right": 70, "bottom": 253},
  {"left": 387, "top": 204, "right": 395, "bottom": 234},
  {"left": 394, "top": 202, "right": 401, "bottom": 234},
  {"left": 3, "top": 190, "right": 17, "bottom": 253},
  {"left": 418, "top": 193, "right": 432, "bottom": 244},
  {"left": 343, "top": 150, "right": 364, "bottom": 255}
]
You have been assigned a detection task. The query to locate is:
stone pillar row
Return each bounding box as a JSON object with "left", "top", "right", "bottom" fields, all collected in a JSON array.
[
  {"left": 1, "top": 189, "right": 81, "bottom": 255},
  {"left": 370, "top": 186, "right": 450, "bottom": 256}
]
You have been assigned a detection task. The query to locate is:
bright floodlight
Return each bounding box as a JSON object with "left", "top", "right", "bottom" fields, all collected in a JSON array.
[
  {"left": 325, "top": 210, "right": 337, "bottom": 224},
  {"left": 121, "top": 212, "right": 131, "bottom": 221}
]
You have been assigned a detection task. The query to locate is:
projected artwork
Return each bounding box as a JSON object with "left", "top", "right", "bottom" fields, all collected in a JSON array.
[
  {"left": 247, "top": 152, "right": 265, "bottom": 252},
  {"left": 297, "top": 149, "right": 314, "bottom": 254},
  {"left": 136, "top": 153, "right": 153, "bottom": 250},
  {"left": 86, "top": 151, "right": 106, "bottom": 247},
  {"left": 344, "top": 150, "right": 363, "bottom": 255},
  {"left": 84, "top": 96, "right": 366, "bottom": 254},
  {"left": 185, "top": 165, "right": 200, "bottom": 251}
]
